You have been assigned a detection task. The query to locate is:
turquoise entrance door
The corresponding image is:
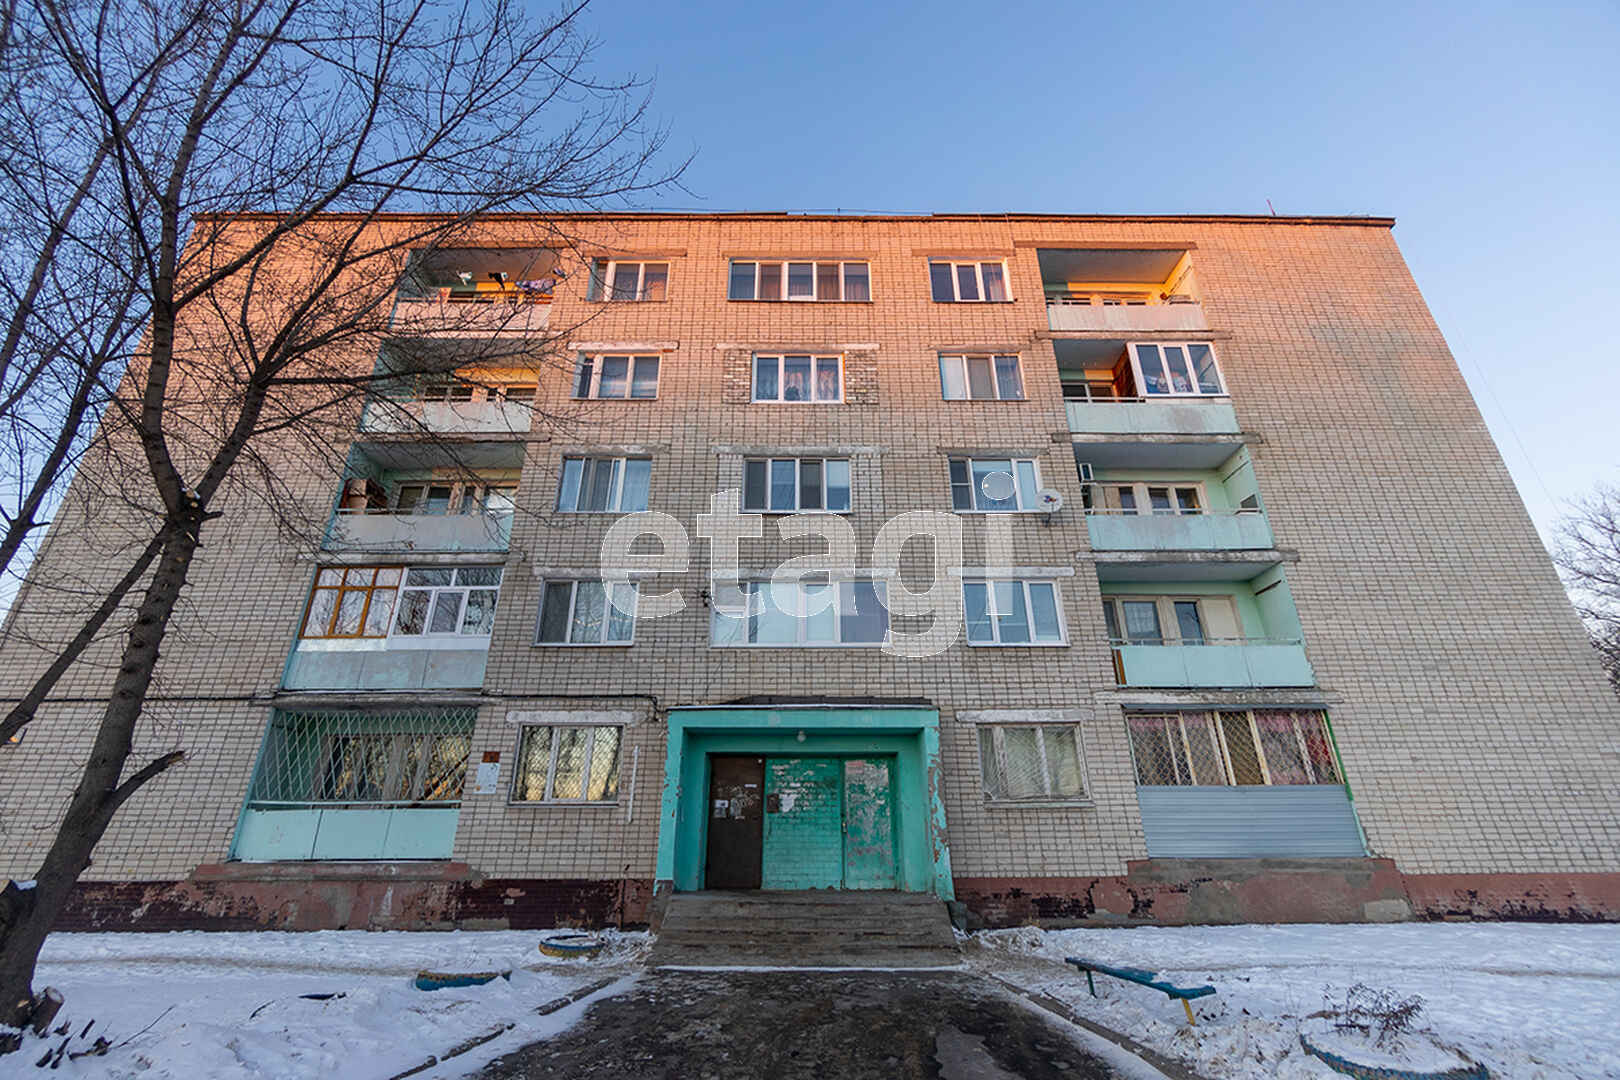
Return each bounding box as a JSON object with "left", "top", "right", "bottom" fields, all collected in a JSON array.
[
  {"left": 842, "top": 758, "right": 898, "bottom": 889},
  {"left": 757, "top": 756, "right": 897, "bottom": 890}
]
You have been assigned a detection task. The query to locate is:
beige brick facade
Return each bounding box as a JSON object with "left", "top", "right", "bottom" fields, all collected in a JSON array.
[{"left": 2, "top": 213, "right": 1617, "bottom": 924}]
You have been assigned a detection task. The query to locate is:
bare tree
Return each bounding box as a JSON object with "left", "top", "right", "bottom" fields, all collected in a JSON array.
[
  {"left": 0, "top": 0, "right": 680, "bottom": 1028},
  {"left": 1556, "top": 483, "right": 1620, "bottom": 694}
]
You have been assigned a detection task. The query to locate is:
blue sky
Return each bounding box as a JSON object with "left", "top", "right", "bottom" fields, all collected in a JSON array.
[{"left": 584, "top": 0, "right": 1620, "bottom": 547}]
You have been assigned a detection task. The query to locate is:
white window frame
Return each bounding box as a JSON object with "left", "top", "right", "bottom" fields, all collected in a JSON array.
[
  {"left": 929, "top": 258, "right": 1013, "bottom": 302},
  {"left": 978, "top": 723, "right": 1090, "bottom": 804},
  {"left": 962, "top": 579, "right": 1068, "bottom": 646},
  {"left": 555, "top": 456, "right": 652, "bottom": 513},
  {"left": 741, "top": 457, "right": 852, "bottom": 514},
  {"left": 948, "top": 457, "right": 1043, "bottom": 512},
  {"left": 710, "top": 579, "right": 890, "bottom": 647},
  {"left": 389, "top": 566, "right": 504, "bottom": 641},
  {"left": 533, "top": 579, "right": 639, "bottom": 646},
  {"left": 751, "top": 354, "right": 844, "bottom": 404},
  {"left": 392, "top": 479, "right": 517, "bottom": 516},
  {"left": 509, "top": 723, "right": 623, "bottom": 804},
  {"left": 938, "top": 353, "right": 1025, "bottom": 401},
  {"left": 727, "top": 260, "right": 872, "bottom": 302},
  {"left": 1127, "top": 341, "right": 1226, "bottom": 398},
  {"left": 593, "top": 260, "right": 669, "bottom": 302},
  {"left": 572, "top": 354, "right": 661, "bottom": 400}
]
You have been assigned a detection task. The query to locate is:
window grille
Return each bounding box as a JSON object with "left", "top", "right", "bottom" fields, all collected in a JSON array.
[
  {"left": 246, "top": 708, "right": 475, "bottom": 808},
  {"left": 1127, "top": 710, "right": 1339, "bottom": 787}
]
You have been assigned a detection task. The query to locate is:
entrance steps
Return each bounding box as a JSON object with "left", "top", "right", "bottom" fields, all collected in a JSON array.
[{"left": 649, "top": 890, "right": 960, "bottom": 968}]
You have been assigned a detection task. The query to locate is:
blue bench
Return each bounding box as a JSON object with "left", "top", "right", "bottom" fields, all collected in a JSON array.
[{"left": 1065, "top": 957, "right": 1216, "bottom": 1025}]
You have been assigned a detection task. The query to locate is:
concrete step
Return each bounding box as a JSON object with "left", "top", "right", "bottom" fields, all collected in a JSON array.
[{"left": 650, "top": 889, "right": 961, "bottom": 968}]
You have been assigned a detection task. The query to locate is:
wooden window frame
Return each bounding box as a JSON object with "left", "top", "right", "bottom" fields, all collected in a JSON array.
[
  {"left": 1102, "top": 594, "right": 1240, "bottom": 646},
  {"left": 299, "top": 565, "right": 404, "bottom": 640}
]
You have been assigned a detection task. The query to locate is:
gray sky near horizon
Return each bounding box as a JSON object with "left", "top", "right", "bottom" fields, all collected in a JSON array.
[{"left": 585, "top": 0, "right": 1620, "bottom": 549}]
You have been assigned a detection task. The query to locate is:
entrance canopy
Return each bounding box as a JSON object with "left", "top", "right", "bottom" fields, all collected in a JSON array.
[{"left": 656, "top": 705, "right": 953, "bottom": 899}]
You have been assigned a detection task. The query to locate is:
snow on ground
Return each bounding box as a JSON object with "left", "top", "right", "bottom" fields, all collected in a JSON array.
[
  {"left": 965, "top": 922, "right": 1620, "bottom": 1079},
  {"left": 8, "top": 929, "right": 648, "bottom": 1079}
]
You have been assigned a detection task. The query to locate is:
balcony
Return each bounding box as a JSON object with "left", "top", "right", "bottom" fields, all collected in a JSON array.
[
  {"left": 1110, "top": 639, "right": 1315, "bottom": 688},
  {"left": 1087, "top": 508, "right": 1274, "bottom": 552},
  {"left": 1067, "top": 396, "right": 1239, "bottom": 438},
  {"left": 324, "top": 507, "right": 511, "bottom": 554},
  {"left": 283, "top": 639, "right": 490, "bottom": 691},
  {"left": 1047, "top": 295, "right": 1208, "bottom": 333},
  {"left": 390, "top": 296, "right": 551, "bottom": 337},
  {"left": 360, "top": 397, "right": 533, "bottom": 435}
]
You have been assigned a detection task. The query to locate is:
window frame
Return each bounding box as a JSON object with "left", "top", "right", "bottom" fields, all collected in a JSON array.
[
  {"left": 728, "top": 260, "right": 871, "bottom": 302},
  {"left": 961, "top": 579, "right": 1068, "bottom": 646},
  {"left": 533, "top": 579, "right": 639, "bottom": 646},
  {"left": 741, "top": 457, "right": 853, "bottom": 514},
  {"left": 709, "top": 579, "right": 891, "bottom": 648},
  {"left": 938, "top": 353, "right": 1026, "bottom": 401},
  {"left": 591, "top": 260, "right": 669, "bottom": 302},
  {"left": 977, "top": 723, "right": 1090, "bottom": 805},
  {"left": 299, "top": 565, "right": 405, "bottom": 640},
  {"left": 947, "top": 456, "right": 1043, "bottom": 513},
  {"left": 555, "top": 456, "right": 652, "bottom": 513},
  {"left": 750, "top": 353, "right": 845, "bottom": 404},
  {"left": 572, "top": 354, "right": 661, "bottom": 400},
  {"left": 1102, "top": 594, "right": 1241, "bottom": 646},
  {"left": 509, "top": 723, "right": 624, "bottom": 804},
  {"left": 391, "top": 479, "right": 517, "bottom": 516},
  {"left": 1095, "top": 481, "right": 1207, "bottom": 516},
  {"left": 315, "top": 729, "right": 472, "bottom": 805},
  {"left": 389, "top": 566, "right": 504, "bottom": 641},
  {"left": 928, "top": 258, "right": 1013, "bottom": 303},
  {"left": 1127, "top": 341, "right": 1227, "bottom": 398},
  {"left": 1126, "top": 709, "right": 1341, "bottom": 788}
]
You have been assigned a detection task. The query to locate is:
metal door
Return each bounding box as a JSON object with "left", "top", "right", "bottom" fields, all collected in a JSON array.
[
  {"left": 705, "top": 755, "right": 764, "bottom": 889},
  {"left": 842, "top": 758, "right": 898, "bottom": 889}
]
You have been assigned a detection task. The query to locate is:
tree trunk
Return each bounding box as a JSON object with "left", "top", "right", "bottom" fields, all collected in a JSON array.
[{"left": 0, "top": 521, "right": 198, "bottom": 1027}]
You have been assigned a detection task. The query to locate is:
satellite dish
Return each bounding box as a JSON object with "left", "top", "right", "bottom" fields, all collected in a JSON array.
[
  {"left": 979, "top": 470, "right": 1016, "bottom": 502},
  {"left": 1036, "top": 488, "right": 1065, "bottom": 513}
]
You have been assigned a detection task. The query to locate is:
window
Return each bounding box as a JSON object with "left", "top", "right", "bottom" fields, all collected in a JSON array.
[
  {"left": 419, "top": 379, "right": 474, "bottom": 403},
  {"left": 752, "top": 354, "right": 842, "bottom": 403},
  {"left": 948, "top": 457, "right": 1041, "bottom": 512},
  {"left": 535, "top": 580, "right": 638, "bottom": 645},
  {"left": 939, "top": 354, "right": 1024, "bottom": 401},
  {"left": 711, "top": 580, "right": 889, "bottom": 646},
  {"left": 394, "top": 480, "right": 516, "bottom": 515},
  {"left": 1128, "top": 342, "right": 1225, "bottom": 397},
  {"left": 742, "top": 458, "right": 851, "bottom": 513},
  {"left": 963, "top": 580, "right": 1066, "bottom": 645},
  {"left": 978, "top": 725, "right": 1087, "bottom": 802},
  {"left": 556, "top": 457, "right": 651, "bottom": 513},
  {"left": 317, "top": 730, "right": 472, "bottom": 803},
  {"left": 1102, "top": 595, "right": 1242, "bottom": 646},
  {"left": 512, "top": 725, "right": 622, "bottom": 802},
  {"left": 728, "top": 260, "right": 871, "bottom": 301},
  {"left": 590, "top": 260, "right": 668, "bottom": 302},
  {"left": 929, "top": 259, "right": 1010, "bottom": 302},
  {"left": 1094, "top": 482, "right": 1204, "bottom": 515},
  {"left": 495, "top": 383, "right": 536, "bottom": 403},
  {"left": 573, "top": 355, "right": 660, "bottom": 399},
  {"left": 392, "top": 567, "right": 503, "bottom": 638},
  {"left": 301, "top": 566, "right": 403, "bottom": 639},
  {"left": 1128, "top": 710, "right": 1340, "bottom": 787}
]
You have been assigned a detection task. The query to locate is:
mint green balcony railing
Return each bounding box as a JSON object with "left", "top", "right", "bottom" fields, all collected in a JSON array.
[
  {"left": 1110, "top": 638, "right": 1315, "bottom": 688},
  {"left": 323, "top": 508, "right": 512, "bottom": 553},
  {"left": 1086, "top": 509, "right": 1274, "bottom": 551},
  {"left": 1066, "top": 396, "right": 1239, "bottom": 436}
]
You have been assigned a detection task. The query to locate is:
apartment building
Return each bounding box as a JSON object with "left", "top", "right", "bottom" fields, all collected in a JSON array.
[{"left": 2, "top": 212, "right": 1617, "bottom": 930}]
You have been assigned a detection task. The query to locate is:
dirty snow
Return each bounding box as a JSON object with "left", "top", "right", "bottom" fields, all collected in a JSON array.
[
  {"left": 7, "top": 929, "right": 647, "bottom": 1079},
  {"left": 965, "top": 922, "right": 1620, "bottom": 1079}
]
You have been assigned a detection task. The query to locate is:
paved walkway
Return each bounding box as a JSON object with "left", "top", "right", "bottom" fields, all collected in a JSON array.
[{"left": 478, "top": 969, "right": 1151, "bottom": 1079}]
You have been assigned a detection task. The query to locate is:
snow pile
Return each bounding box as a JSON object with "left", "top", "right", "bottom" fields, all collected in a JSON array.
[
  {"left": 11, "top": 929, "right": 643, "bottom": 1078},
  {"left": 967, "top": 922, "right": 1620, "bottom": 1079}
]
